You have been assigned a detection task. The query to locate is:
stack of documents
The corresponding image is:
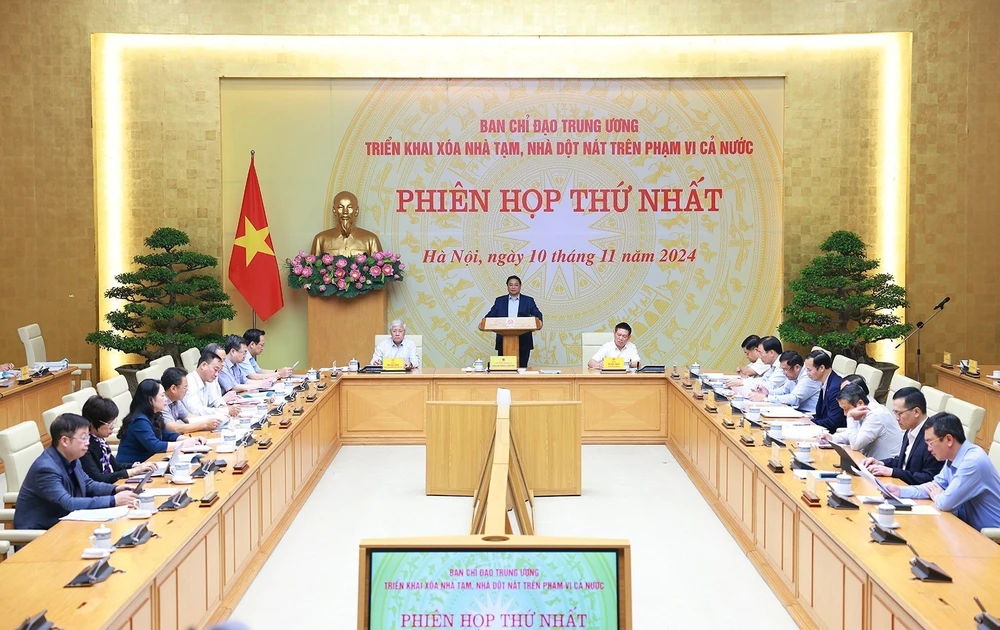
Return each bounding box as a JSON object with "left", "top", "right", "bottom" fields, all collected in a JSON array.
[{"left": 60, "top": 507, "right": 129, "bottom": 522}]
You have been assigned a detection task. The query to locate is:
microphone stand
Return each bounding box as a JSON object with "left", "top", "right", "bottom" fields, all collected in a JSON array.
[{"left": 896, "top": 299, "right": 949, "bottom": 383}]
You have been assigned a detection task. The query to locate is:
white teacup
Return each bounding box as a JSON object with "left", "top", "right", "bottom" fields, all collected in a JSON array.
[
  {"left": 90, "top": 526, "right": 113, "bottom": 549},
  {"left": 138, "top": 491, "right": 156, "bottom": 512},
  {"left": 991, "top": 370, "right": 1000, "bottom": 379},
  {"left": 171, "top": 461, "right": 192, "bottom": 480},
  {"left": 833, "top": 473, "right": 853, "bottom": 496},
  {"left": 746, "top": 406, "right": 761, "bottom": 423},
  {"left": 795, "top": 443, "right": 812, "bottom": 460},
  {"left": 876, "top": 502, "right": 896, "bottom": 527},
  {"left": 769, "top": 424, "right": 783, "bottom": 440}
]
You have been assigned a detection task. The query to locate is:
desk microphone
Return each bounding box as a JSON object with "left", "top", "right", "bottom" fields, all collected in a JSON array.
[
  {"left": 933, "top": 296, "right": 951, "bottom": 310},
  {"left": 906, "top": 542, "right": 952, "bottom": 582},
  {"left": 976, "top": 597, "right": 1000, "bottom": 630}
]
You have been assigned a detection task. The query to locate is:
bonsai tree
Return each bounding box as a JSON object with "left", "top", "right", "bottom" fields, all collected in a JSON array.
[
  {"left": 87, "top": 227, "right": 237, "bottom": 369},
  {"left": 777, "top": 230, "right": 912, "bottom": 365}
]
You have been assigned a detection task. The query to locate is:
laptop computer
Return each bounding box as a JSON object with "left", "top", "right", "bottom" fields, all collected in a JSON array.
[
  {"left": 827, "top": 440, "right": 860, "bottom": 476},
  {"left": 150, "top": 447, "right": 183, "bottom": 477}
]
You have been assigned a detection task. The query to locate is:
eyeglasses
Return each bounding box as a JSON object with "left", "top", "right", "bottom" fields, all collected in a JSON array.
[
  {"left": 892, "top": 407, "right": 914, "bottom": 418},
  {"left": 69, "top": 434, "right": 91, "bottom": 443},
  {"left": 925, "top": 436, "right": 944, "bottom": 447}
]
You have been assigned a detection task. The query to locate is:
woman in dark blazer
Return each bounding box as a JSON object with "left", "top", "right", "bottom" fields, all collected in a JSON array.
[
  {"left": 115, "top": 379, "right": 203, "bottom": 467},
  {"left": 80, "top": 395, "right": 157, "bottom": 483}
]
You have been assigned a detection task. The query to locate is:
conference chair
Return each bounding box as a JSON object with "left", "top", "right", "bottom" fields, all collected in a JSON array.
[
  {"left": 373, "top": 335, "right": 423, "bottom": 366},
  {"left": 831, "top": 355, "right": 858, "bottom": 377},
  {"left": 180, "top": 347, "right": 200, "bottom": 373},
  {"left": 16, "top": 323, "right": 92, "bottom": 391},
  {"left": 811, "top": 346, "right": 831, "bottom": 357},
  {"left": 920, "top": 386, "right": 953, "bottom": 416},
  {"left": 0, "top": 422, "right": 44, "bottom": 507},
  {"left": 135, "top": 355, "right": 175, "bottom": 383},
  {"left": 986, "top": 424, "right": 1000, "bottom": 544},
  {"left": 62, "top": 386, "right": 97, "bottom": 406},
  {"left": 887, "top": 373, "right": 921, "bottom": 401},
  {"left": 96, "top": 375, "right": 132, "bottom": 424},
  {"left": 0, "top": 510, "right": 45, "bottom": 557},
  {"left": 854, "top": 364, "right": 883, "bottom": 399},
  {"left": 41, "top": 400, "right": 85, "bottom": 436},
  {"left": 581, "top": 332, "right": 615, "bottom": 369},
  {"left": 944, "top": 397, "right": 985, "bottom": 444}
]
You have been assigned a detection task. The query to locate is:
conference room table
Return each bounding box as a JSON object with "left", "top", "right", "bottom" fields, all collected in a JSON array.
[
  {"left": 665, "top": 375, "right": 1000, "bottom": 630},
  {"left": 932, "top": 363, "right": 1000, "bottom": 450},
  {"left": 0, "top": 368, "right": 74, "bottom": 471},
  {"left": 2, "top": 366, "right": 998, "bottom": 630}
]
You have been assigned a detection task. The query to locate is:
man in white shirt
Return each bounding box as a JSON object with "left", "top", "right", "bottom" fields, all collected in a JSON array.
[
  {"left": 735, "top": 335, "right": 766, "bottom": 377},
  {"left": 370, "top": 319, "right": 420, "bottom": 368},
  {"left": 588, "top": 322, "right": 641, "bottom": 369},
  {"left": 749, "top": 350, "right": 821, "bottom": 413},
  {"left": 161, "top": 366, "right": 221, "bottom": 434},
  {"left": 183, "top": 350, "right": 236, "bottom": 419},
  {"left": 828, "top": 382, "right": 903, "bottom": 461},
  {"left": 238, "top": 328, "right": 294, "bottom": 380},
  {"left": 727, "top": 336, "right": 787, "bottom": 393}
]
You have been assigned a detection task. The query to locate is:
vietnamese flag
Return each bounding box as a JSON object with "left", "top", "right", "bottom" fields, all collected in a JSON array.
[{"left": 229, "top": 152, "right": 284, "bottom": 320}]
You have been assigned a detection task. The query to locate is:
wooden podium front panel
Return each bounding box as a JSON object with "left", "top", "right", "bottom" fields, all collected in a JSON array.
[
  {"left": 425, "top": 402, "right": 497, "bottom": 495},
  {"left": 434, "top": 378, "right": 574, "bottom": 403},
  {"left": 510, "top": 403, "right": 582, "bottom": 496},
  {"left": 578, "top": 381, "right": 666, "bottom": 442},
  {"left": 340, "top": 379, "right": 429, "bottom": 442},
  {"left": 307, "top": 291, "right": 386, "bottom": 369}
]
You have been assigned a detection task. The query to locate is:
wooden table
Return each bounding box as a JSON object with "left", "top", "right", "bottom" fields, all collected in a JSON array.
[
  {"left": 0, "top": 368, "right": 74, "bottom": 471},
  {"left": 338, "top": 367, "right": 667, "bottom": 445},
  {"left": 933, "top": 363, "right": 1000, "bottom": 450},
  {"left": 666, "top": 375, "right": 1000, "bottom": 630},
  {"left": 0, "top": 373, "right": 342, "bottom": 630},
  {"left": 425, "top": 400, "right": 582, "bottom": 496}
]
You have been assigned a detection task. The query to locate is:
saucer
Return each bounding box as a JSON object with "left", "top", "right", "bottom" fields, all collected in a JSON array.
[
  {"left": 128, "top": 509, "right": 153, "bottom": 519},
  {"left": 794, "top": 455, "right": 815, "bottom": 463},
  {"left": 170, "top": 476, "right": 195, "bottom": 485},
  {"left": 876, "top": 520, "right": 901, "bottom": 529},
  {"left": 82, "top": 547, "right": 112, "bottom": 559},
  {"left": 216, "top": 445, "right": 236, "bottom": 454},
  {"left": 832, "top": 490, "right": 855, "bottom": 497}
]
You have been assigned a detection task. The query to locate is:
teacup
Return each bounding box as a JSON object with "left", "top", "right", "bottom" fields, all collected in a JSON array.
[
  {"left": 795, "top": 443, "right": 812, "bottom": 460},
  {"left": 991, "top": 370, "right": 1000, "bottom": 379},
  {"left": 769, "top": 424, "right": 783, "bottom": 440},
  {"left": 90, "top": 526, "right": 113, "bottom": 549},
  {"left": 137, "top": 491, "right": 156, "bottom": 512},
  {"left": 171, "top": 461, "right": 192, "bottom": 480},
  {"left": 833, "top": 473, "right": 853, "bottom": 496},
  {"left": 876, "top": 502, "right": 896, "bottom": 527}
]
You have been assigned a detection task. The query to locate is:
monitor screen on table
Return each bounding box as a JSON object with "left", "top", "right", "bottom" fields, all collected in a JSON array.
[{"left": 365, "top": 547, "right": 622, "bottom": 629}]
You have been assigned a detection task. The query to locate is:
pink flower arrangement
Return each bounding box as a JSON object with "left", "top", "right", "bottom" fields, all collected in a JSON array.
[{"left": 286, "top": 250, "right": 405, "bottom": 298}]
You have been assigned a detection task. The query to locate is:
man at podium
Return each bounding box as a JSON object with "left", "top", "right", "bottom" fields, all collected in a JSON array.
[{"left": 484, "top": 275, "right": 543, "bottom": 368}]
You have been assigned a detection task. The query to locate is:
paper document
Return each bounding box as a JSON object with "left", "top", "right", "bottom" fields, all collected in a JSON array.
[
  {"left": 903, "top": 505, "right": 941, "bottom": 516},
  {"left": 781, "top": 425, "right": 825, "bottom": 440},
  {"left": 793, "top": 469, "right": 839, "bottom": 480},
  {"left": 60, "top": 506, "right": 129, "bottom": 522},
  {"left": 34, "top": 359, "right": 69, "bottom": 371},
  {"left": 860, "top": 495, "right": 915, "bottom": 506},
  {"left": 141, "top": 488, "right": 183, "bottom": 497}
]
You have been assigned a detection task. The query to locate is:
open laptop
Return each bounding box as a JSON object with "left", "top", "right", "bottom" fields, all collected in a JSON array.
[
  {"left": 150, "top": 447, "right": 183, "bottom": 477},
  {"left": 827, "top": 440, "right": 861, "bottom": 476}
]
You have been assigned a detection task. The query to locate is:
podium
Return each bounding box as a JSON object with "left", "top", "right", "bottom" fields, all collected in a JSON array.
[
  {"left": 308, "top": 291, "right": 386, "bottom": 368},
  {"left": 478, "top": 316, "right": 542, "bottom": 359}
]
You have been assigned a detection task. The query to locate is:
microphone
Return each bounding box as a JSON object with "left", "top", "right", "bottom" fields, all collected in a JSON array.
[{"left": 933, "top": 296, "right": 951, "bottom": 310}]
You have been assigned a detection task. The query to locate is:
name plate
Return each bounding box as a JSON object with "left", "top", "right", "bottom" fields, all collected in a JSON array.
[
  {"left": 602, "top": 357, "right": 625, "bottom": 371},
  {"left": 943, "top": 351, "right": 952, "bottom": 366},
  {"left": 970, "top": 359, "right": 979, "bottom": 373},
  {"left": 382, "top": 357, "right": 406, "bottom": 371},
  {"left": 489, "top": 356, "right": 518, "bottom": 371}
]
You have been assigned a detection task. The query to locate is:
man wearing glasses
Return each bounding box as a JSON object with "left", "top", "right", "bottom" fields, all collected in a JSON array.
[
  {"left": 861, "top": 387, "right": 944, "bottom": 485},
  {"left": 884, "top": 412, "right": 1000, "bottom": 533}
]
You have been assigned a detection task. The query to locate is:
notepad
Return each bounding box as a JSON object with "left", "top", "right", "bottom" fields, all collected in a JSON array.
[{"left": 60, "top": 507, "right": 129, "bottom": 522}]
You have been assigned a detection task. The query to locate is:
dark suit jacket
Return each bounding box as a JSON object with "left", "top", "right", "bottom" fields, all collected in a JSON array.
[
  {"left": 811, "top": 371, "right": 846, "bottom": 432},
  {"left": 13, "top": 446, "right": 118, "bottom": 530},
  {"left": 881, "top": 419, "right": 945, "bottom": 485},
  {"left": 80, "top": 434, "right": 131, "bottom": 484},
  {"left": 485, "top": 294, "right": 543, "bottom": 352}
]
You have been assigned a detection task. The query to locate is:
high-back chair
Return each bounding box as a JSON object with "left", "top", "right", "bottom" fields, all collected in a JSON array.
[
  {"left": 920, "top": 386, "right": 954, "bottom": 416},
  {"left": 41, "top": 400, "right": 85, "bottom": 436},
  {"left": 887, "top": 373, "right": 921, "bottom": 401},
  {"left": 62, "top": 386, "right": 97, "bottom": 405},
  {"left": 0, "top": 422, "right": 45, "bottom": 506},
  {"left": 372, "top": 335, "right": 423, "bottom": 366},
  {"left": 581, "top": 332, "right": 614, "bottom": 369},
  {"left": 16, "top": 323, "right": 92, "bottom": 390},
  {"left": 831, "top": 355, "right": 857, "bottom": 377},
  {"left": 853, "top": 364, "right": 883, "bottom": 399},
  {"left": 180, "top": 347, "right": 200, "bottom": 373},
  {"left": 135, "top": 355, "right": 175, "bottom": 383},
  {"left": 96, "top": 375, "right": 132, "bottom": 425},
  {"left": 944, "top": 397, "right": 986, "bottom": 444}
]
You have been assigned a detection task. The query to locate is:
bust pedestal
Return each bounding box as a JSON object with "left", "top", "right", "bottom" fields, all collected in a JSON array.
[{"left": 307, "top": 291, "right": 386, "bottom": 369}]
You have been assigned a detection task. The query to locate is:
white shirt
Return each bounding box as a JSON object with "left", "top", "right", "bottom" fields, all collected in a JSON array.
[
  {"left": 746, "top": 361, "right": 788, "bottom": 394},
  {"left": 746, "top": 358, "right": 767, "bottom": 376},
  {"left": 183, "top": 370, "right": 227, "bottom": 418},
  {"left": 370, "top": 338, "right": 420, "bottom": 367},
  {"left": 591, "top": 341, "right": 641, "bottom": 366},
  {"left": 767, "top": 368, "right": 821, "bottom": 413},
  {"left": 832, "top": 399, "right": 904, "bottom": 461}
]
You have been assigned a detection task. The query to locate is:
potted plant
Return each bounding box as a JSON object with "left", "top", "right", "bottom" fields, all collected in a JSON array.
[
  {"left": 777, "top": 230, "right": 912, "bottom": 401},
  {"left": 86, "top": 227, "right": 236, "bottom": 392}
]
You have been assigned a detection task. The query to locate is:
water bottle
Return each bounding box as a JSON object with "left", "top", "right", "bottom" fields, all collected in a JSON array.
[{"left": 349, "top": 357, "right": 359, "bottom": 372}]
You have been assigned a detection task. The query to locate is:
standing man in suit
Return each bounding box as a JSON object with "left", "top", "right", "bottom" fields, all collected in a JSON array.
[
  {"left": 862, "top": 387, "right": 944, "bottom": 485},
  {"left": 14, "top": 414, "right": 138, "bottom": 531},
  {"left": 804, "top": 349, "right": 846, "bottom": 432},
  {"left": 484, "top": 275, "right": 543, "bottom": 368}
]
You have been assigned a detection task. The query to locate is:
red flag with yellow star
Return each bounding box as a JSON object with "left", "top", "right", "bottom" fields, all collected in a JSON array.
[{"left": 229, "top": 153, "right": 284, "bottom": 320}]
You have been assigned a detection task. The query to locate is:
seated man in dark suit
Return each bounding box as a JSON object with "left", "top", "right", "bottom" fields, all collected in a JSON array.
[
  {"left": 804, "top": 349, "right": 846, "bottom": 432},
  {"left": 13, "top": 414, "right": 138, "bottom": 531},
  {"left": 484, "top": 275, "right": 543, "bottom": 368},
  {"left": 862, "top": 387, "right": 944, "bottom": 485}
]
